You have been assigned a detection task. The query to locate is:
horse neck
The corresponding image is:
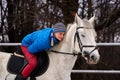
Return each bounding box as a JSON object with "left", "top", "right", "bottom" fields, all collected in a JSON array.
[{"left": 48, "top": 23, "right": 78, "bottom": 74}]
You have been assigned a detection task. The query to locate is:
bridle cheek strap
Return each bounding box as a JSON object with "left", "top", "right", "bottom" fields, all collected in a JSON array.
[{"left": 74, "top": 27, "right": 98, "bottom": 56}]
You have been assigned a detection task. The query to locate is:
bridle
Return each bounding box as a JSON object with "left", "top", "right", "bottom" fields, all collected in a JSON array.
[
  {"left": 75, "top": 27, "right": 98, "bottom": 57},
  {"left": 50, "top": 26, "right": 98, "bottom": 57}
]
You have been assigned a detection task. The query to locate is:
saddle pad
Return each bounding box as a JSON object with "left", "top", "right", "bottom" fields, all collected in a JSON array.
[{"left": 7, "top": 54, "right": 24, "bottom": 74}]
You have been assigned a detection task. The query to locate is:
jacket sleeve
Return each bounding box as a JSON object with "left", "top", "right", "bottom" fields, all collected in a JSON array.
[
  {"left": 21, "top": 34, "right": 32, "bottom": 47},
  {"left": 28, "top": 38, "right": 51, "bottom": 54},
  {"left": 26, "top": 28, "right": 53, "bottom": 54}
]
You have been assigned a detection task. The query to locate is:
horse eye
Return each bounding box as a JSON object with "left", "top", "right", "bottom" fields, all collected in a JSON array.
[{"left": 81, "top": 34, "right": 85, "bottom": 37}]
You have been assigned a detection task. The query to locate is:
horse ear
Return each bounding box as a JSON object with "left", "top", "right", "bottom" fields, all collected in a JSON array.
[
  {"left": 89, "top": 15, "right": 95, "bottom": 26},
  {"left": 75, "top": 14, "right": 82, "bottom": 25}
]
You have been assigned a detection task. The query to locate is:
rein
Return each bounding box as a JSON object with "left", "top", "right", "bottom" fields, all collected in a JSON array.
[{"left": 50, "top": 50, "right": 82, "bottom": 56}]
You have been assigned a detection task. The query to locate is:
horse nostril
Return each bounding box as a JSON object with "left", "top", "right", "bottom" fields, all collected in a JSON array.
[
  {"left": 91, "top": 55, "right": 96, "bottom": 61},
  {"left": 91, "top": 55, "right": 94, "bottom": 60},
  {"left": 83, "top": 51, "right": 89, "bottom": 57}
]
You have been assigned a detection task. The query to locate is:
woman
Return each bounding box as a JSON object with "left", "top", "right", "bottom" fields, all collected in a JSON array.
[{"left": 15, "top": 22, "right": 66, "bottom": 80}]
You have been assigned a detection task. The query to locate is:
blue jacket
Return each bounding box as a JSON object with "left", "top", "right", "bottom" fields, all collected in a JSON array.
[{"left": 21, "top": 28, "right": 59, "bottom": 54}]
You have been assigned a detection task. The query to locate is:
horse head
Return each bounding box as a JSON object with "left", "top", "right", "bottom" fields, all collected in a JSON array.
[
  {"left": 50, "top": 14, "right": 100, "bottom": 65},
  {"left": 74, "top": 14, "right": 100, "bottom": 64}
]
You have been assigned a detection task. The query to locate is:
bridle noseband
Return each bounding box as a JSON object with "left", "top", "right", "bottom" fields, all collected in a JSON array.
[{"left": 51, "top": 26, "right": 98, "bottom": 57}]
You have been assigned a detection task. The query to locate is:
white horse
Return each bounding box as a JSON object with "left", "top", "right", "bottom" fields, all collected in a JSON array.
[{"left": 0, "top": 14, "right": 100, "bottom": 80}]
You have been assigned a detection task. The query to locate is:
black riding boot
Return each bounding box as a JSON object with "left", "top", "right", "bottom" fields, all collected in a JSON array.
[
  {"left": 30, "top": 77, "right": 36, "bottom": 80},
  {"left": 15, "top": 75, "right": 26, "bottom": 80}
]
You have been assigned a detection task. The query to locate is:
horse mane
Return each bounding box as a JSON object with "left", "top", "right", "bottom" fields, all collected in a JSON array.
[{"left": 66, "top": 23, "right": 74, "bottom": 32}]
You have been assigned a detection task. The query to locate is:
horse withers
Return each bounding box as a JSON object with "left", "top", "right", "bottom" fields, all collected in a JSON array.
[{"left": 0, "top": 14, "right": 100, "bottom": 80}]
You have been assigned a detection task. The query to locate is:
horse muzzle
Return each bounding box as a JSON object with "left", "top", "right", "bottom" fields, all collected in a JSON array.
[{"left": 82, "top": 51, "right": 100, "bottom": 64}]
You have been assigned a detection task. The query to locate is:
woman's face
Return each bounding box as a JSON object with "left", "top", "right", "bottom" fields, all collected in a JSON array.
[{"left": 54, "top": 32, "right": 65, "bottom": 41}]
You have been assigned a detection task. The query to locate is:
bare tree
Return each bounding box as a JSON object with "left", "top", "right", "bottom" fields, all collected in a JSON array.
[{"left": 1, "top": 0, "right": 120, "bottom": 80}]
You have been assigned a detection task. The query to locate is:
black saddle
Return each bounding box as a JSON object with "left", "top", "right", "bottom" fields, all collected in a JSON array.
[{"left": 7, "top": 46, "right": 49, "bottom": 77}]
